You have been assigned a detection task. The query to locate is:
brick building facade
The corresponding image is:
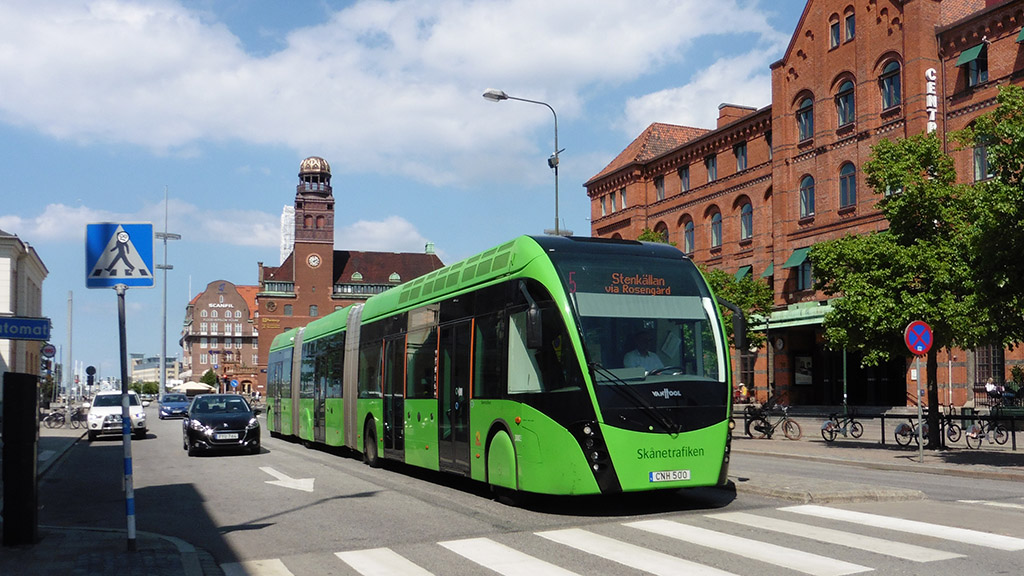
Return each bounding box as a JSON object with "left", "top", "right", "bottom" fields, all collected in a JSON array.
[
  {"left": 587, "top": 0, "right": 1024, "bottom": 408},
  {"left": 255, "top": 157, "right": 445, "bottom": 393},
  {"left": 180, "top": 280, "right": 259, "bottom": 394}
]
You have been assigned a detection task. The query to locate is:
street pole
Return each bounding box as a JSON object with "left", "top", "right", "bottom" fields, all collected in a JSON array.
[
  {"left": 155, "top": 187, "right": 180, "bottom": 394},
  {"left": 115, "top": 284, "right": 137, "bottom": 551}
]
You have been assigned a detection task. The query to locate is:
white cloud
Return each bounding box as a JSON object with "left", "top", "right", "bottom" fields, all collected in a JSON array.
[
  {"left": 621, "top": 49, "right": 780, "bottom": 136},
  {"left": 0, "top": 0, "right": 787, "bottom": 186},
  {"left": 335, "top": 216, "right": 431, "bottom": 254}
]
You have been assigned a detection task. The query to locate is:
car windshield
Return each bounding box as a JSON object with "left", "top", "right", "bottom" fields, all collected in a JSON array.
[
  {"left": 92, "top": 394, "right": 140, "bottom": 407},
  {"left": 161, "top": 394, "right": 187, "bottom": 403},
  {"left": 191, "top": 396, "right": 251, "bottom": 414}
]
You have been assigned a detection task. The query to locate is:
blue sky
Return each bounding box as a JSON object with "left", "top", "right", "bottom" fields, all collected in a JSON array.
[{"left": 0, "top": 0, "right": 805, "bottom": 382}]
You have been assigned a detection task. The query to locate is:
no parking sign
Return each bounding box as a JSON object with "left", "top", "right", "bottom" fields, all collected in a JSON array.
[{"left": 904, "top": 320, "right": 933, "bottom": 356}]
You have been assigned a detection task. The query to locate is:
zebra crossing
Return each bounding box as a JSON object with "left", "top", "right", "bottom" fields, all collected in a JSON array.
[{"left": 221, "top": 504, "right": 1024, "bottom": 576}]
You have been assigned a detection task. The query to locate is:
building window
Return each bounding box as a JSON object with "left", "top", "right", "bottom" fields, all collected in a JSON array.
[
  {"left": 654, "top": 223, "right": 669, "bottom": 244},
  {"left": 309, "top": 305, "right": 318, "bottom": 317},
  {"left": 283, "top": 304, "right": 293, "bottom": 316},
  {"left": 200, "top": 353, "right": 208, "bottom": 365},
  {"left": 619, "top": 187, "right": 627, "bottom": 209},
  {"left": 800, "top": 175, "right": 816, "bottom": 218},
  {"left": 201, "top": 309, "right": 208, "bottom": 318},
  {"left": 976, "top": 344, "right": 1005, "bottom": 386},
  {"left": 200, "top": 337, "right": 207, "bottom": 349},
  {"left": 655, "top": 176, "right": 665, "bottom": 201},
  {"left": 705, "top": 155, "right": 717, "bottom": 182},
  {"left": 684, "top": 221, "right": 695, "bottom": 254},
  {"left": 880, "top": 61, "right": 901, "bottom": 110},
  {"left": 610, "top": 190, "right": 617, "bottom": 212},
  {"left": 797, "top": 260, "right": 813, "bottom": 291},
  {"left": 711, "top": 212, "right": 722, "bottom": 248},
  {"left": 959, "top": 44, "right": 988, "bottom": 87},
  {"left": 200, "top": 322, "right": 207, "bottom": 334},
  {"left": 830, "top": 20, "right": 840, "bottom": 49},
  {"left": 601, "top": 196, "right": 607, "bottom": 217},
  {"left": 797, "top": 97, "right": 814, "bottom": 141},
  {"left": 678, "top": 165, "right": 690, "bottom": 192},
  {"left": 974, "top": 145, "right": 993, "bottom": 181},
  {"left": 844, "top": 11, "right": 855, "bottom": 41},
  {"left": 740, "top": 202, "right": 753, "bottom": 240},
  {"left": 735, "top": 142, "right": 747, "bottom": 171},
  {"left": 211, "top": 310, "right": 218, "bottom": 319},
  {"left": 836, "top": 80, "right": 855, "bottom": 127},
  {"left": 210, "top": 322, "right": 218, "bottom": 334},
  {"left": 766, "top": 131, "right": 773, "bottom": 160},
  {"left": 253, "top": 354, "right": 260, "bottom": 366},
  {"left": 839, "top": 163, "right": 857, "bottom": 207}
]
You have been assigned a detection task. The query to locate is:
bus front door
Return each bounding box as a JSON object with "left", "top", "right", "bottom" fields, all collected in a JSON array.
[{"left": 438, "top": 322, "right": 471, "bottom": 475}]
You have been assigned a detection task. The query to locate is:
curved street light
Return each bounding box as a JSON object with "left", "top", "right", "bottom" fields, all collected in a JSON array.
[{"left": 483, "top": 89, "right": 566, "bottom": 236}]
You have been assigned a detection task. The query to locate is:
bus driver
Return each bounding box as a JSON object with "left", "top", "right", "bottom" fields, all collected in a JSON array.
[{"left": 623, "top": 331, "right": 664, "bottom": 372}]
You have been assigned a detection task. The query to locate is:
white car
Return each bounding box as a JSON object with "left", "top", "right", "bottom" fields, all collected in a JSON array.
[{"left": 87, "top": 391, "right": 147, "bottom": 441}]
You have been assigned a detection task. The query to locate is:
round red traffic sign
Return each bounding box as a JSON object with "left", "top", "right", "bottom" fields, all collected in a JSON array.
[
  {"left": 41, "top": 343, "right": 56, "bottom": 358},
  {"left": 904, "top": 320, "right": 933, "bottom": 356}
]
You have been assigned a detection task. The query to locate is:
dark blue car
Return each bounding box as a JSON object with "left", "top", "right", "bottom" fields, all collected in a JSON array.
[{"left": 158, "top": 393, "right": 191, "bottom": 419}]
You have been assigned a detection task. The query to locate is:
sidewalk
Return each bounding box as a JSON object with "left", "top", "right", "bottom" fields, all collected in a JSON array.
[
  {"left": 2, "top": 419, "right": 1022, "bottom": 575},
  {"left": 0, "top": 425, "right": 224, "bottom": 576}
]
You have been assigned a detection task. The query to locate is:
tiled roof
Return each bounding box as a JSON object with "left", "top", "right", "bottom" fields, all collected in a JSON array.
[
  {"left": 586, "top": 122, "right": 708, "bottom": 185},
  {"left": 940, "top": 0, "right": 988, "bottom": 26},
  {"left": 263, "top": 250, "right": 444, "bottom": 285},
  {"left": 332, "top": 250, "right": 444, "bottom": 284},
  {"left": 235, "top": 285, "right": 259, "bottom": 318}
]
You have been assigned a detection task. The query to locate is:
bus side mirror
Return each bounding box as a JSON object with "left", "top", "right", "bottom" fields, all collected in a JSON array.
[{"left": 717, "top": 297, "right": 747, "bottom": 353}]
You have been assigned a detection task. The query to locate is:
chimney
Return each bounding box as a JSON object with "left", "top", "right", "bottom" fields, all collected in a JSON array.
[{"left": 717, "top": 103, "right": 757, "bottom": 128}]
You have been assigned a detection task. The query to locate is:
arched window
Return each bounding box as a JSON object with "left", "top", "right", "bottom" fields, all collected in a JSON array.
[
  {"left": 797, "top": 97, "right": 814, "bottom": 141},
  {"left": 880, "top": 61, "right": 901, "bottom": 109},
  {"left": 740, "top": 202, "right": 753, "bottom": 240},
  {"left": 683, "top": 221, "right": 695, "bottom": 254},
  {"left": 836, "top": 80, "right": 855, "bottom": 126},
  {"left": 800, "top": 176, "right": 815, "bottom": 218},
  {"left": 710, "top": 212, "right": 723, "bottom": 248},
  {"left": 654, "top": 222, "right": 669, "bottom": 244},
  {"left": 840, "top": 163, "right": 857, "bottom": 207}
]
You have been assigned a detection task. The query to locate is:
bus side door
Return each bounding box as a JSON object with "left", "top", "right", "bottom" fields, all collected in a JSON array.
[
  {"left": 438, "top": 321, "right": 472, "bottom": 475},
  {"left": 382, "top": 335, "right": 405, "bottom": 458}
]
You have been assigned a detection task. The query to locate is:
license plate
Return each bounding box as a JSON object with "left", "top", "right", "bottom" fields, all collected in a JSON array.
[
  {"left": 649, "top": 469, "right": 691, "bottom": 483},
  {"left": 215, "top": 432, "right": 240, "bottom": 440}
]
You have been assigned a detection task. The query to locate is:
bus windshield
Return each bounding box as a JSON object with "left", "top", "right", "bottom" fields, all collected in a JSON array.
[{"left": 549, "top": 252, "right": 729, "bottom": 433}]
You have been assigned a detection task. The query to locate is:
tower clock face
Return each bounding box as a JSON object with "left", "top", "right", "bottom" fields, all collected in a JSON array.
[{"left": 307, "top": 253, "right": 322, "bottom": 268}]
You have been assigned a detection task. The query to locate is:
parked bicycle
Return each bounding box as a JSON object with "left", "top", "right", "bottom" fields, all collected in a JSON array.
[
  {"left": 748, "top": 404, "right": 802, "bottom": 440},
  {"left": 42, "top": 409, "right": 66, "bottom": 428},
  {"left": 893, "top": 418, "right": 925, "bottom": 446},
  {"left": 68, "top": 405, "right": 87, "bottom": 429},
  {"left": 965, "top": 418, "right": 1009, "bottom": 449},
  {"left": 820, "top": 408, "right": 864, "bottom": 442},
  {"left": 942, "top": 407, "right": 962, "bottom": 444}
]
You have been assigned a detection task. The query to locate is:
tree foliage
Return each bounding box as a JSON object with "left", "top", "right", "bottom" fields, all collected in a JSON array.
[{"left": 200, "top": 369, "right": 219, "bottom": 386}]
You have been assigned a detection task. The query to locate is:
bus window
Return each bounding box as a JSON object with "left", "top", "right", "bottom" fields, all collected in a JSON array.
[{"left": 406, "top": 326, "right": 437, "bottom": 399}]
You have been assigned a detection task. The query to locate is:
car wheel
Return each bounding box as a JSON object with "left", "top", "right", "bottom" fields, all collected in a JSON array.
[
  {"left": 134, "top": 429, "right": 146, "bottom": 441},
  {"left": 187, "top": 444, "right": 197, "bottom": 457},
  {"left": 88, "top": 431, "right": 97, "bottom": 442}
]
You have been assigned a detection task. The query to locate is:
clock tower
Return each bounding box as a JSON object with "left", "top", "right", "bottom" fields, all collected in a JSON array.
[{"left": 294, "top": 156, "right": 334, "bottom": 246}]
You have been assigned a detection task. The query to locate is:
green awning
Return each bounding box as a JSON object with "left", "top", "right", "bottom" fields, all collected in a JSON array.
[
  {"left": 782, "top": 246, "right": 811, "bottom": 269},
  {"left": 1017, "top": 28, "right": 1024, "bottom": 43},
  {"left": 956, "top": 43, "right": 985, "bottom": 66},
  {"left": 734, "top": 265, "right": 752, "bottom": 281},
  {"left": 760, "top": 262, "right": 774, "bottom": 278}
]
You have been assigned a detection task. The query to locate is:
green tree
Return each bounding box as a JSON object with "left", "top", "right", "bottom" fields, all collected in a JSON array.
[
  {"left": 812, "top": 133, "right": 980, "bottom": 448},
  {"left": 700, "top": 266, "right": 774, "bottom": 351},
  {"left": 957, "top": 85, "right": 1024, "bottom": 345},
  {"left": 200, "top": 369, "right": 219, "bottom": 386}
]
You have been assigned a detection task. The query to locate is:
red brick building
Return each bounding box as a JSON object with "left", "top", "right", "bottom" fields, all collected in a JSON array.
[
  {"left": 587, "top": 0, "right": 1024, "bottom": 408},
  {"left": 255, "top": 157, "right": 444, "bottom": 393},
  {"left": 180, "top": 280, "right": 260, "bottom": 394}
]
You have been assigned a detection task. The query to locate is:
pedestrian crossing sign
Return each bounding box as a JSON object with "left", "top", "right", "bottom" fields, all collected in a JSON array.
[{"left": 85, "top": 223, "right": 155, "bottom": 288}]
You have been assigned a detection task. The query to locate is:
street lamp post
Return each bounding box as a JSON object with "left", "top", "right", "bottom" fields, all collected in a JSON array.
[
  {"left": 155, "top": 187, "right": 180, "bottom": 395},
  {"left": 483, "top": 88, "right": 568, "bottom": 236}
]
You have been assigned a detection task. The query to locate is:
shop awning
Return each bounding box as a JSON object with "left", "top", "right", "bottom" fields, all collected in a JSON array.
[
  {"left": 782, "top": 246, "right": 811, "bottom": 269},
  {"left": 734, "top": 265, "right": 752, "bottom": 281},
  {"left": 956, "top": 43, "right": 986, "bottom": 66},
  {"left": 760, "top": 262, "right": 774, "bottom": 278}
]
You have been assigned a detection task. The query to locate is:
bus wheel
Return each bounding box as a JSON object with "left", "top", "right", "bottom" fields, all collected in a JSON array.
[{"left": 363, "top": 421, "right": 380, "bottom": 468}]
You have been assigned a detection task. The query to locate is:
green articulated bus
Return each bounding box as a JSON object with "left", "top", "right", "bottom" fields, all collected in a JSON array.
[{"left": 267, "top": 235, "right": 744, "bottom": 498}]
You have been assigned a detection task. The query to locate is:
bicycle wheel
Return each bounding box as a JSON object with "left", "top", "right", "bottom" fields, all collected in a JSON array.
[
  {"left": 849, "top": 420, "right": 864, "bottom": 439},
  {"left": 42, "top": 414, "right": 57, "bottom": 429},
  {"left": 70, "top": 416, "right": 81, "bottom": 429},
  {"left": 821, "top": 421, "right": 837, "bottom": 442},
  {"left": 965, "top": 424, "right": 982, "bottom": 449},
  {"left": 945, "top": 423, "right": 962, "bottom": 444},
  {"left": 782, "top": 418, "right": 802, "bottom": 440},
  {"left": 993, "top": 424, "right": 1009, "bottom": 445},
  {"left": 751, "top": 417, "right": 770, "bottom": 439},
  {"left": 894, "top": 422, "right": 913, "bottom": 446}
]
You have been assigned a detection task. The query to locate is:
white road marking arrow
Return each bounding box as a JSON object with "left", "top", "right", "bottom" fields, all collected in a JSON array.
[{"left": 260, "top": 466, "right": 315, "bottom": 492}]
